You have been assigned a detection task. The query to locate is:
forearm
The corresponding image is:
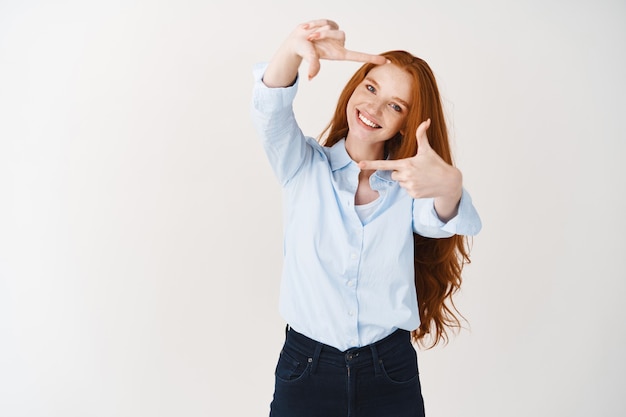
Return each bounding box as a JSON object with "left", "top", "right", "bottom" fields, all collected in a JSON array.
[
  {"left": 434, "top": 193, "right": 461, "bottom": 222},
  {"left": 433, "top": 169, "right": 463, "bottom": 222},
  {"left": 251, "top": 62, "right": 309, "bottom": 186},
  {"left": 413, "top": 188, "right": 482, "bottom": 238},
  {"left": 263, "top": 41, "right": 303, "bottom": 88}
]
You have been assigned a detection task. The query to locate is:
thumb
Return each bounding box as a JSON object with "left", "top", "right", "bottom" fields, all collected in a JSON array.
[
  {"left": 307, "top": 55, "right": 321, "bottom": 80},
  {"left": 415, "top": 118, "right": 432, "bottom": 154}
]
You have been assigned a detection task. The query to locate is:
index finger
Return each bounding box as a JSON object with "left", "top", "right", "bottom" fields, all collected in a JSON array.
[
  {"left": 358, "top": 159, "right": 402, "bottom": 171},
  {"left": 344, "top": 49, "right": 388, "bottom": 65}
]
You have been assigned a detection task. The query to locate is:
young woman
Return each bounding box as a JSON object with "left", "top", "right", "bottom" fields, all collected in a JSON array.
[{"left": 251, "top": 19, "right": 481, "bottom": 417}]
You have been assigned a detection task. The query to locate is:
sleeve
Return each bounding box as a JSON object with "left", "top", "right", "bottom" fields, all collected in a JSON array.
[
  {"left": 250, "top": 62, "right": 312, "bottom": 186},
  {"left": 412, "top": 188, "right": 482, "bottom": 238}
]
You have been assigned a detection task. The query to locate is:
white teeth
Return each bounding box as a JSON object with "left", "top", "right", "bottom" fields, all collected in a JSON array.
[{"left": 358, "top": 112, "right": 380, "bottom": 128}]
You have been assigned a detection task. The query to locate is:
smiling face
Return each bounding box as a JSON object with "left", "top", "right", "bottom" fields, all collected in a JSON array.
[{"left": 345, "top": 63, "right": 414, "bottom": 161}]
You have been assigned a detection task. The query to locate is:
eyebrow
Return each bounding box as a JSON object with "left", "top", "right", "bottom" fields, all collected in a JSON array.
[{"left": 364, "top": 77, "right": 411, "bottom": 108}]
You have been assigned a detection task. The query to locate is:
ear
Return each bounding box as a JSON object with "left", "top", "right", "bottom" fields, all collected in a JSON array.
[{"left": 399, "top": 123, "right": 408, "bottom": 137}]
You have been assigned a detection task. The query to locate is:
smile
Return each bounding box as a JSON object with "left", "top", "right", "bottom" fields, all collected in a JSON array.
[{"left": 358, "top": 111, "right": 381, "bottom": 128}]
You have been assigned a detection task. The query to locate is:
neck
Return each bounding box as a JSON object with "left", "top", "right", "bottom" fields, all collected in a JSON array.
[{"left": 344, "top": 136, "right": 385, "bottom": 163}]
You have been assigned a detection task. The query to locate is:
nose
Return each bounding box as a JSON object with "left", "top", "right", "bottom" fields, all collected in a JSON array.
[{"left": 368, "top": 98, "right": 385, "bottom": 116}]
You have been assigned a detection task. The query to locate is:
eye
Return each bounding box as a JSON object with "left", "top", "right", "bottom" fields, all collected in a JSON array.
[
  {"left": 366, "top": 84, "right": 376, "bottom": 93},
  {"left": 390, "top": 103, "right": 402, "bottom": 112}
]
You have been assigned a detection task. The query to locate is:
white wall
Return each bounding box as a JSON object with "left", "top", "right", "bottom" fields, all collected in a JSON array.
[{"left": 1, "top": 1, "right": 624, "bottom": 416}]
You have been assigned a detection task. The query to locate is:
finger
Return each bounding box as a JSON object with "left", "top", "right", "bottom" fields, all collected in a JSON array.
[
  {"left": 307, "top": 28, "right": 345, "bottom": 43},
  {"left": 303, "top": 19, "right": 339, "bottom": 31},
  {"left": 358, "top": 159, "right": 402, "bottom": 171},
  {"left": 343, "top": 49, "right": 388, "bottom": 65},
  {"left": 307, "top": 56, "right": 321, "bottom": 80},
  {"left": 415, "top": 118, "right": 432, "bottom": 153}
]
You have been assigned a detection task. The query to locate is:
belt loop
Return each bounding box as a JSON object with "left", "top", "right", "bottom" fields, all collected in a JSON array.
[
  {"left": 310, "top": 342, "right": 323, "bottom": 375},
  {"left": 370, "top": 344, "right": 382, "bottom": 377}
]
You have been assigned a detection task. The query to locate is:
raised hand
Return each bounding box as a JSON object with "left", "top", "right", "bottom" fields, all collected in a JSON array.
[
  {"left": 301, "top": 19, "right": 387, "bottom": 79},
  {"left": 358, "top": 119, "right": 463, "bottom": 221},
  {"left": 263, "top": 19, "right": 387, "bottom": 88}
]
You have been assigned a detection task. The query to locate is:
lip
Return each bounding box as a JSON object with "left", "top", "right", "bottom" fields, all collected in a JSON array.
[{"left": 356, "top": 109, "right": 381, "bottom": 129}]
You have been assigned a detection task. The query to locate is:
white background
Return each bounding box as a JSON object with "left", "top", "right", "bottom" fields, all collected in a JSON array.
[{"left": 1, "top": 0, "right": 625, "bottom": 416}]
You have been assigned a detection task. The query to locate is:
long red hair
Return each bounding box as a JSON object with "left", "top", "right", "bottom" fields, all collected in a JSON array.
[{"left": 319, "top": 50, "right": 472, "bottom": 349}]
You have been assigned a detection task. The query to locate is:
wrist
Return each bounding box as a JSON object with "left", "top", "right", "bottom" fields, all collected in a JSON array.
[
  {"left": 434, "top": 169, "right": 462, "bottom": 222},
  {"left": 446, "top": 167, "right": 463, "bottom": 201},
  {"left": 263, "top": 47, "right": 302, "bottom": 88}
]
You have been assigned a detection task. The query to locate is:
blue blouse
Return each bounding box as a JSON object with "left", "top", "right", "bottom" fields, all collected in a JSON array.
[{"left": 251, "top": 63, "right": 482, "bottom": 351}]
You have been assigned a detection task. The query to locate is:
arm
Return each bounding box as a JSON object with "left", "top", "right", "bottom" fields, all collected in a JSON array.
[
  {"left": 412, "top": 188, "right": 482, "bottom": 238},
  {"left": 250, "top": 62, "right": 307, "bottom": 186},
  {"left": 261, "top": 30, "right": 303, "bottom": 88},
  {"left": 252, "top": 19, "right": 387, "bottom": 184},
  {"left": 359, "top": 119, "right": 464, "bottom": 220},
  {"left": 358, "top": 119, "right": 482, "bottom": 237}
]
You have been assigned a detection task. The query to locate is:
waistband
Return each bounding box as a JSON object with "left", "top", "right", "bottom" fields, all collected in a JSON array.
[{"left": 284, "top": 325, "right": 412, "bottom": 373}]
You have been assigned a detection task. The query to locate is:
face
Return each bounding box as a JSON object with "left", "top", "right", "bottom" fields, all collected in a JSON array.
[{"left": 345, "top": 63, "right": 413, "bottom": 158}]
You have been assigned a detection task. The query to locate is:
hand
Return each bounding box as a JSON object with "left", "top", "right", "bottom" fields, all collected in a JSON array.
[
  {"left": 264, "top": 19, "right": 386, "bottom": 87},
  {"left": 298, "top": 19, "right": 387, "bottom": 79},
  {"left": 358, "top": 119, "right": 463, "bottom": 220}
]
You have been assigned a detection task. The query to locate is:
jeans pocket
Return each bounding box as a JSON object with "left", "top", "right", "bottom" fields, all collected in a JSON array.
[
  {"left": 275, "top": 349, "right": 311, "bottom": 383},
  {"left": 379, "top": 345, "right": 419, "bottom": 385}
]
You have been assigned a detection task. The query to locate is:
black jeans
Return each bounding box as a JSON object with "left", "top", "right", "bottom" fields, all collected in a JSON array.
[{"left": 269, "top": 326, "right": 426, "bottom": 417}]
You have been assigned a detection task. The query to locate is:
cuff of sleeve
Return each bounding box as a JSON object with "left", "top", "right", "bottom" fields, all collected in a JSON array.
[
  {"left": 252, "top": 62, "right": 299, "bottom": 112},
  {"left": 413, "top": 188, "right": 482, "bottom": 238},
  {"left": 412, "top": 197, "right": 450, "bottom": 238}
]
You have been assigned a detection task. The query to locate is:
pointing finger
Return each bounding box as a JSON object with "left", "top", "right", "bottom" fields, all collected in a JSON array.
[
  {"left": 344, "top": 49, "right": 388, "bottom": 65},
  {"left": 358, "top": 159, "right": 402, "bottom": 171}
]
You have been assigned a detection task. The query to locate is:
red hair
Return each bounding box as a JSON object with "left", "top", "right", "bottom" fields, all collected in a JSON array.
[{"left": 319, "top": 50, "right": 472, "bottom": 348}]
